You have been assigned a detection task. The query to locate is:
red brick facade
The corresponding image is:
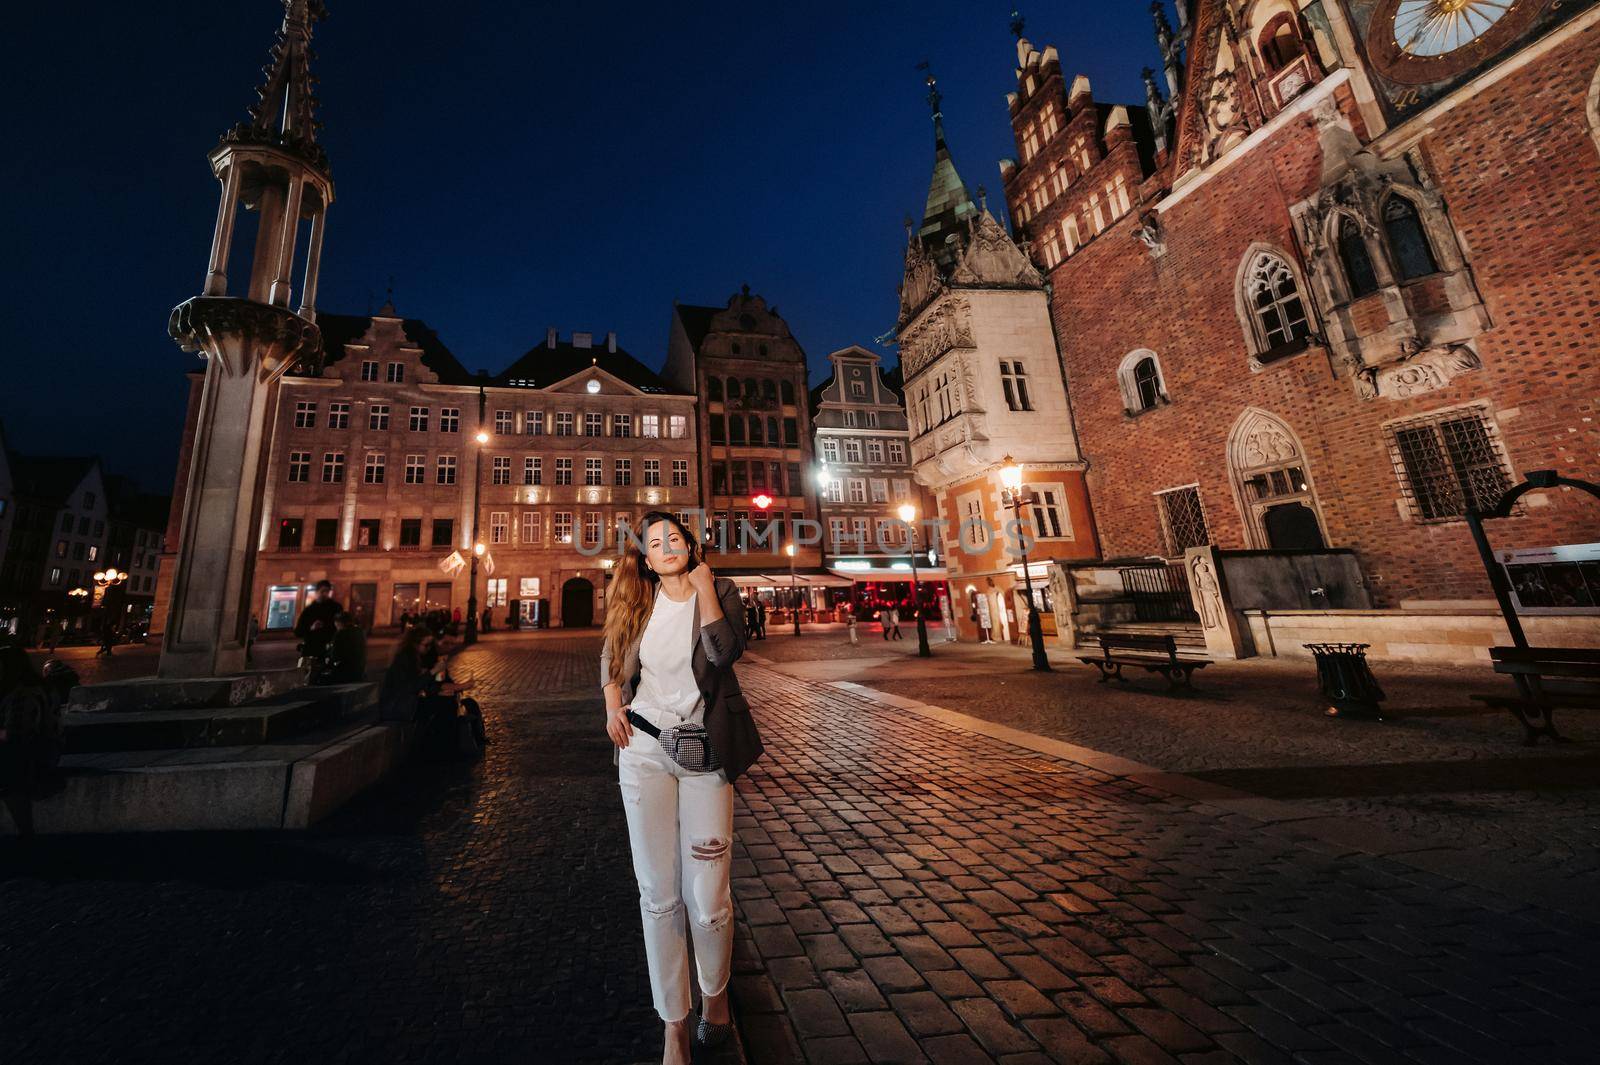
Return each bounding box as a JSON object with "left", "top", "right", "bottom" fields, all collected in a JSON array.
[{"left": 1005, "top": 5, "right": 1600, "bottom": 608}]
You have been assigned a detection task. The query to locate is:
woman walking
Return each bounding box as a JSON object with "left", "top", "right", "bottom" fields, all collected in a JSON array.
[{"left": 601, "top": 511, "right": 765, "bottom": 1065}]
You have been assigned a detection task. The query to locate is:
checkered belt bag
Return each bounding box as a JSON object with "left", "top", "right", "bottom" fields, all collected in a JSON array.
[{"left": 626, "top": 710, "right": 722, "bottom": 773}]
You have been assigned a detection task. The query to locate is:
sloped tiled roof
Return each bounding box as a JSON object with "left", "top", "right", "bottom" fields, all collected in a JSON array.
[
  {"left": 315, "top": 313, "right": 477, "bottom": 385},
  {"left": 8, "top": 455, "right": 98, "bottom": 505},
  {"left": 495, "top": 337, "right": 686, "bottom": 395},
  {"left": 674, "top": 304, "right": 721, "bottom": 354}
]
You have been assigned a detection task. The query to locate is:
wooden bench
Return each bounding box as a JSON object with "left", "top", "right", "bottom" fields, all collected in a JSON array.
[
  {"left": 1472, "top": 646, "right": 1600, "bottom": 744},
  {"left": 1077, "top": 633, "right": 1211, "bottom": 690}
]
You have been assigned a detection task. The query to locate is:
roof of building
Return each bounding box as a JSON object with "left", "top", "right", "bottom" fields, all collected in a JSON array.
[
  {"left": 6, "top": 455, "right": 99, "bottom": 505},
  {"left": 314, "top": 312, "right": 478, "bottom": 385},
  {"left": 495, "top": 335, "right": 685, "bottom": 394},
  {"left": 673, "top": 304, "right": 721, "bottom": 354},
  {"left": 103, "top": 475, "right": 171, "bottom": 531}
]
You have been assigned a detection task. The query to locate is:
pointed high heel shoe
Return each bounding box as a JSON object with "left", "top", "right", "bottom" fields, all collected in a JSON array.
[{"left": 694, "top": 1015, "right": 735, "bottom": 1048}]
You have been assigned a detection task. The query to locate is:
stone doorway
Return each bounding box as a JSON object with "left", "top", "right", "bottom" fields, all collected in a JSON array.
[{"left": 561, "top": 577, "right": 595, "bottom": 627}]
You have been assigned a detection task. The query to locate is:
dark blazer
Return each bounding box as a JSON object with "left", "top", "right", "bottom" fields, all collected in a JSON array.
[{"left": 600, "top": 575, "right": 765, "bottom": 784}]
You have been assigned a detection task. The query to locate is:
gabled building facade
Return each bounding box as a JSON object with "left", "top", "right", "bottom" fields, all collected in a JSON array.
[
  {"left": 665, "top": 290, "right": 825, "bottom": 586},
  {"left": 1001, "top": 2, "right": 1600, "bottom": 660},
  {"left": 811, "top": 346, "right": 943, "bottom": 610},
  {"left": 154, "top": 308, "right": 700, "bottom": 634},
  {"left": 896, "top": 75, "right": 1099, "bottom": 643}
]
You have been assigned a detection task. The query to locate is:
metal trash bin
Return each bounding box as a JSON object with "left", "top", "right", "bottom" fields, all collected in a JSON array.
[{"left": 1304, "top": 642, "right": 1386, "bottom": 719}]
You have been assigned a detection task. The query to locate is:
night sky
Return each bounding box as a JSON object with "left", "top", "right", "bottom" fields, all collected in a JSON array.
[{"left": 3, "top": 1, "right": 1156, "bottom": 493}]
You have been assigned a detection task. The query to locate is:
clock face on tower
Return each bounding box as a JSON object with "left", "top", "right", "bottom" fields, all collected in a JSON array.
[{"left": 1365, "top": 0, "right": 1551, "bottom": 83}]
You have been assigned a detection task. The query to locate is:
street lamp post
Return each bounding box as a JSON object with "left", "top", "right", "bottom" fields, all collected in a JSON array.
[
  {"left": 1000, "top": 456, "right": 1051, "bottom": 672},
  {"left": 897, "top": 503, "right": 931, "bottom": 658},
  {"left": 465, "top": 374, "right": 489, "bottom": 646},
  {"left": 786, "top": 543, "right": 800, "bottom": 636}
]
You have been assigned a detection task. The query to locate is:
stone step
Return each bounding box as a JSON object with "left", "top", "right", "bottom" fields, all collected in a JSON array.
[
  {"left": 68, "top": 667, "right": 307, "bottom": 714},
  {"left": 63, "top": 683, "right": 377, "bottom": 753},
  {"left": 5, "top": 719, "right": 413, "bottom": 834}
]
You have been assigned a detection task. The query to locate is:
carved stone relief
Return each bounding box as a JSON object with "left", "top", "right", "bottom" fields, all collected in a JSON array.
[{"left": 1190, "top": 551, "right": 1223, "bottom": 631}]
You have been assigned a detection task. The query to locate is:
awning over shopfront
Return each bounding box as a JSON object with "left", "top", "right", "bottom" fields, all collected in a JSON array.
[
  {"left": 724, "top": 570, "right": 855, "bottom": 589},
  {"left": 828, "top": 567, "right": 949, "bottom": 583}
]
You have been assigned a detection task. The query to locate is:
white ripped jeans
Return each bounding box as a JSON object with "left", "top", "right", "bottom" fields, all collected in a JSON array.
[{"left": 618, "top": 724, "right": 735, "bottom": 1023}]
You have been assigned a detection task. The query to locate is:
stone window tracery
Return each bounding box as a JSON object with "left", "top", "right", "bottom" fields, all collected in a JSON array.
[
  {"left": 1237, "top": 249, "right": 1314, "bottom": 366},
  {"left": 1382, "top": 195, "right": 1438, "bottom": 280}
]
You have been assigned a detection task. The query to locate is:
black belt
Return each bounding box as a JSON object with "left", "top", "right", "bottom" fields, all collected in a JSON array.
[{"left": 626, "top": 710, "right": 663, "bottom": 738}]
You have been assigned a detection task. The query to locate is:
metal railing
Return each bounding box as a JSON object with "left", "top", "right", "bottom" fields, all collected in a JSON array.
[{"left": 1119, "top": 562, "right": 1198, "bottom": 623}]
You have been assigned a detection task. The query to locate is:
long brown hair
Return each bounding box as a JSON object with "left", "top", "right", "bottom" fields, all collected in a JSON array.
[{"left": 603, "top": 510, "right": 702, "bottom": 684}]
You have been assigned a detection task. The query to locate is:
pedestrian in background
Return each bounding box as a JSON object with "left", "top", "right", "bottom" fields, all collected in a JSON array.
[
  {"left": 754, "top": 599, "right": 767, "bottom": 641},
  {"left": 323, "top": 612, "right": 367, "bottom": 683},
  {"left": 887, "top": 605, "right": 903, "bottom": 640},
  {"left": 847, "top": 610, "right": 858, "bottom": 646},
  {"left": 0, "top": 646, "right": 64, "bottom": 839}
]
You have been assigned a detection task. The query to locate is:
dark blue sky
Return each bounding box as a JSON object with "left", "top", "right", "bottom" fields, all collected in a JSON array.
[{"left": 3, "top": 1, "right": 1155, "bottom": 492}]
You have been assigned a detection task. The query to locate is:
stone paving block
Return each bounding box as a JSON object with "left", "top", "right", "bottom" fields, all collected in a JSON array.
[
  {"left": 894, "top": 934, "right": 958, "bottom": 971},
  {"left": 985, "top": 979, "right": 1061, "bottom": 1020},
  {"left": 840, "top": 922, "right": 899, "bottom": 958},
  {"left": 804, "top": 1035, "right": 871, "bottom": 1064},
  {"left": 1016, "top": 1017, "right": 1112, "bottom": 1064},
  {"left": 891, "top": 991, "right": 967, "bottom": 1036},
  {"left": 785, "top": 987, "right": 851, "bottom": 1039},
  {"left": 849, "top": 1009, "right": 929, "bottom": 1064},
  {"left": 825, "top": 968, "right": 890, "bottom": 1013},
  {"left": 953, "top": 947, "right": 1016, "bottom": 980},
  {"left": 742, "top": 1013, "right": 807, "bottom": 1065},
  {"left": 952, "top": 998, "right": 1041, "bottom": 1056},
  {"left": 864, "top": 954, "right": 929, "bottom": 993},
  {"left": 922, "top": 1033, "right": 994, "bottom": 1065},
  {"left": 1099, "top": 1033, "right": 1183, "bottom": 1065}
]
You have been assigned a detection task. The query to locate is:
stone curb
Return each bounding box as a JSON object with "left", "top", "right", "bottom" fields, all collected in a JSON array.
[{"left": 792, "top": 672, "right": 1597, "bottom": 924}]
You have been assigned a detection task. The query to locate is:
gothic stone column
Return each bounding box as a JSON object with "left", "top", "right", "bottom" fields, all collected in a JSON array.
[{"left": 159, "top": 297, "right": 319, "bottom": 678}]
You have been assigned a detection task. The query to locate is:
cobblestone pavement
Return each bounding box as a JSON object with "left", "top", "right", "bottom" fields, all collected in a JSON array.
[
  {"left": 726, "top": 659, "right": 1600, "bottom": 1065},
  {"left": 746, "top": 631, "right": 1600, "bottom": 894},
  {"left": 1, "top": 633, "right": 723, "bottom": 1065}
]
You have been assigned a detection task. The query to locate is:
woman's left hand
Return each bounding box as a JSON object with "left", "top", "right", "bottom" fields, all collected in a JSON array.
[{"left": 686, "top": 559, "right": 716, "bottom": 599}]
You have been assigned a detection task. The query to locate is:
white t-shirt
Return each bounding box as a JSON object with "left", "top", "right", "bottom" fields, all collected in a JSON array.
[{"left": 631, "top": 587, "right": 703, "bottom": 728}]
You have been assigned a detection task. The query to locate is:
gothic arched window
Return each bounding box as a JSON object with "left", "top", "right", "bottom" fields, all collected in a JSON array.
[
  {"left": 1383, "top": 196, "right": 1437, "bottom": 281},
  {"left": 743, "top": 378, "right": 758, "bottom": 401},
  {"left": 1336, "top": 215, "right": 1379, "bottom": 299},
  {"left": 762, "top": 378, "right": 777, "bottom": 404},
  {"left": 1116, "top": 349, "right": 1168, "bottom": 414},
  {"left": 729, "top": 415, "right": 746, "bottom": 445},
  {"left": 1132, "top": 358, "right": 1162, "bottom": 411},
  {"left": 767, "top": 416, "right": 780, "bottom": 445},
  {"left": 781, "top": 379, "right": 796, "bottom": 405},
  {"left": 707, "top": 376, "right": 723, "bottom": 401},
  {"left": 1243, "top": 252, "right": 1312, "bottom": 357},
  {"left": 726, "top": 376, "right": 741, "bottom": 400}
]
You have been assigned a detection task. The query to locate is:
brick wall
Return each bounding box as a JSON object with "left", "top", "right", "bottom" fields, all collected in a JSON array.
[{"left": 1047, "top": 32, "right": 1600, "bottom": 607}]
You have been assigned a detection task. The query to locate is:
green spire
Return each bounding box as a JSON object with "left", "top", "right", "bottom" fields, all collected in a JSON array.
[{"left": 914, "top": 65, "right": 978, "bottom": 269}]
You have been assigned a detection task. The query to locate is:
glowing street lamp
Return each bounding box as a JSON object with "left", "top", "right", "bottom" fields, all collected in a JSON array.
[
  {"left": 1000, "top": 455, "right": 1051, "bottom": 672},
  {"left": 896, "top": 503, "right": 931, "bottom": 658}
]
